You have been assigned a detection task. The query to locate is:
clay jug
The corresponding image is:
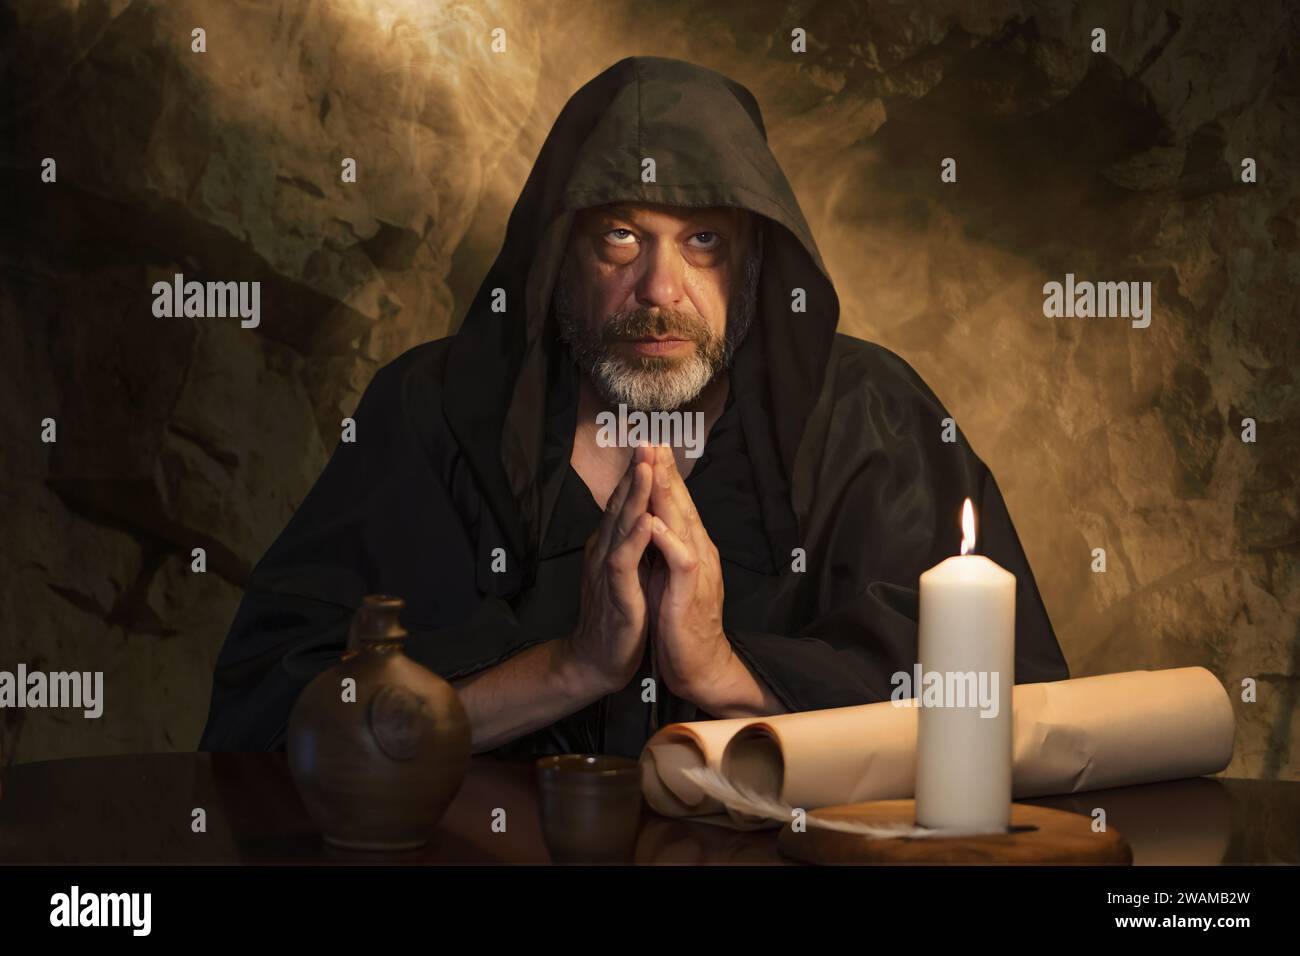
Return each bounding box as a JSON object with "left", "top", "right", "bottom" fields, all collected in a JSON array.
[{"left": 287, "top": 594, "right": 471, "bottom": 850}]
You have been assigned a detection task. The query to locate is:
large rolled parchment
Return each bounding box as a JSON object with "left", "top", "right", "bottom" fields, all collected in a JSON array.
[{"left": 639, "top": 667, "right": 1235, "bottom": 830}]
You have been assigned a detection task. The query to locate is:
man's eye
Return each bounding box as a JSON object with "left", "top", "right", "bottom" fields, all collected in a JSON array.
[
  {"left": 606, "top": 228, "right": 637, "bottom": 245},
  {"left": 689, "top": 231, "right": 721, "bottom": 249}
]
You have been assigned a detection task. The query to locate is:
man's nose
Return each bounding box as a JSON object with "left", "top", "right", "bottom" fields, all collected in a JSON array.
[{"left": 634, "top": 238, "right": 685, "bottom": 310}]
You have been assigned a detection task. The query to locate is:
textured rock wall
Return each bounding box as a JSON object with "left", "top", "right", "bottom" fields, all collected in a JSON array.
[{"left": 2, "top": 0, "right": 1295, "bottom": 778}]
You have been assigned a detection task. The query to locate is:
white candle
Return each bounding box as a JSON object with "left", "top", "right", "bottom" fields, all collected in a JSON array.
[{"left": 914, "top": 498, "right": 1015, "bottom": 831}]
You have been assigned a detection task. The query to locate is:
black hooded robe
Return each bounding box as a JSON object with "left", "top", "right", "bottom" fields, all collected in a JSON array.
[{"left": 198, "top": 56, "right": 1069, "bottom": 758}]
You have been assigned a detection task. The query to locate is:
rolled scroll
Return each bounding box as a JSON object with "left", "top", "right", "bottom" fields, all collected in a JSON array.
[{"left": 639, "top": 667, "right": 1235, "bottom": 830}]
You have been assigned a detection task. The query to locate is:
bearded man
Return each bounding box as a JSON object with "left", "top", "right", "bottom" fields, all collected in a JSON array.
[{"left": 199, "top": 57, "right": 1068, "bottom": 758}]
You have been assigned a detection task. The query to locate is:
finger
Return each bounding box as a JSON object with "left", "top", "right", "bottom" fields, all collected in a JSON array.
[
  {"left": 606, "top": 513, "right": 654, "bottom": 600},
  {"left": 608, "top": 446, "right": 653, "bottom": 513},
  {"left": 650, "top": 445, "right": 690, "bottom": 541},
  {"left": 595, "top": 460, "right": 638, "bottom": 555},
  {"left": 616, "top": 461, "right": 653, "bottom": 542},
  {"left": 660, "top": 444, "right": 700, "bottom": 539},
  {"left": 650, "top": 516, "right": 700, "bottom": 575}
]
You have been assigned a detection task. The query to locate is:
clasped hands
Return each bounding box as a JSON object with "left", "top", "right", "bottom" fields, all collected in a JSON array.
[{"left": 568, "top": 443, "right": 733, "bottom": 709}]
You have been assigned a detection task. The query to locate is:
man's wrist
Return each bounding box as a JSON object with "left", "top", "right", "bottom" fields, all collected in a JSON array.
[
  {"left": 679, "top": 632, "right": 787, "bottom": 718},
  {"left": 549, "top": 633, "right": 613, "bottom": 702},
  {"left": 671, "top": 631, "right": 733, "bottom": 711}
]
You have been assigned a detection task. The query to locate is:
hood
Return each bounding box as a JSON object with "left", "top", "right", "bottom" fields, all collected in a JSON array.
[{"left": 443, "top": 56, "right": 841, "bottom": 582}]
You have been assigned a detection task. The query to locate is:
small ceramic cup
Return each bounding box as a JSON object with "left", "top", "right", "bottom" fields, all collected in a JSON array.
[{"left": 535, "top": 754, "right": 643, "bottom": 864}]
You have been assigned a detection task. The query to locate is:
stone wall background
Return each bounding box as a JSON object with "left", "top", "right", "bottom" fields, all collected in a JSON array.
[{"left": 2, "top": 0, "right": 1296, "bottom": 778}]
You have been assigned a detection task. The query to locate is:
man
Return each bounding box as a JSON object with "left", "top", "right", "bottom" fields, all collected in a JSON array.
[{"left": 199, "top": 56, "right": 1069, "bottom": 758}]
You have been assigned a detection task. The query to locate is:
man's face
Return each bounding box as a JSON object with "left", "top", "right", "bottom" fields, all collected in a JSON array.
[{"left": 554, "top": 202, "right": 762, "bottom": 412}]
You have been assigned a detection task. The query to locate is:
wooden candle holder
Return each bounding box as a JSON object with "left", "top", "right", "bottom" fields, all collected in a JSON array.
[{"left": 776, "top": 799, "right": 1132, "bottom": 865}]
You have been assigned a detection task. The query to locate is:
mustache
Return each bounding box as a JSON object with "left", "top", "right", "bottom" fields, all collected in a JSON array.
[{"left": 600, "top": 309, "right": 714, "bottom": 345}]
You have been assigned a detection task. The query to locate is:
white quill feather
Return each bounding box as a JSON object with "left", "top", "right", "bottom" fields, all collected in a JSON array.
[{"left": 680, "top": 766, "right": 1002, "bottom": 839}]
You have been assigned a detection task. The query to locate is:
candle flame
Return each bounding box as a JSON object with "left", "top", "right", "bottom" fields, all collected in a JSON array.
[{"left": 960, "top": 498, "right": 976, "bottom": 555}]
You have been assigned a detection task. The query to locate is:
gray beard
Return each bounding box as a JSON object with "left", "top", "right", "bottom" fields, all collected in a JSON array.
[{"left": 553, "top": 246, "right": 762, "bottom": 413}]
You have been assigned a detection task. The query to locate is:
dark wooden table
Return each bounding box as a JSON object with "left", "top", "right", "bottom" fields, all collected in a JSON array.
[{"left": 0, "top": 753, "right": 1295, "bottom": 864}]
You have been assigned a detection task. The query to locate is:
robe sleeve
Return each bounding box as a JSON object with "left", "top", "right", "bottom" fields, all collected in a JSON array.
[
  {"left": 724, "top": 345, "right": 1070, "bottom": 715},
  {"left": 197, "top": 354, "right": 549, "bottom": 752},
  {"left": 198, "top": 590, "right": 550, "bottom": 751}
]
